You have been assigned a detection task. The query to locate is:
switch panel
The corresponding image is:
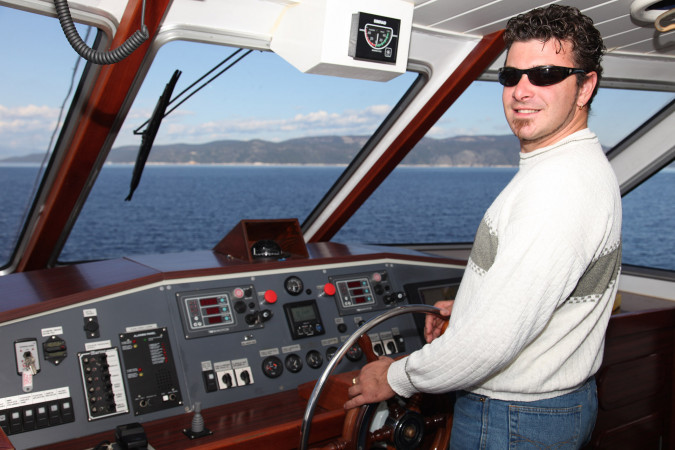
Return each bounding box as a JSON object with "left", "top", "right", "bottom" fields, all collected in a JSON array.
[{"left": 78, "top": 348, "right": 129, "bottom": 420}]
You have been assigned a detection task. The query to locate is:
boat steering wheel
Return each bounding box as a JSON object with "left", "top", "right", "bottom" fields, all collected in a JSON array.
[{"left": 299, "top": 304, "right": 452, "bottom": 450}]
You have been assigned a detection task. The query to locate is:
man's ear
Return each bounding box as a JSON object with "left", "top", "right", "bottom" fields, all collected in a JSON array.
[{"left": 578, "top": 71, "right": 598, "bottom": 108}]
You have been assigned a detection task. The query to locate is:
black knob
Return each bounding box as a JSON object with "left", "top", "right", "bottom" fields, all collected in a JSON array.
[
  {"left": 260, "top": 309, "right": 273, "bottom": 322},
  {"left": 234, "top": 301, "right": 247, "bottom": 314},
  {"left": 245, "top": 313, "right": 259, "bottom": 325},
  {"left": 241, "top": 371, "right": 251, "bottom": 385},
  {"left": 222, "top": 373, "right": 233, "bottom": 388}
]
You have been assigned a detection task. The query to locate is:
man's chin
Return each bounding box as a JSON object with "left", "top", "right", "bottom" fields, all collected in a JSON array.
[{"left": 511, "top": 119, "right": 535, "bottom": 139}]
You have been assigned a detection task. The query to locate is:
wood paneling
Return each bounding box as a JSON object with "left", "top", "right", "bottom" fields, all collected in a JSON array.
[
  {"left": 29, "top": 390, "right": 345, "bottom": 450},
  {"left": 589, "top": 308, "right": 675, "bottom": 449}
]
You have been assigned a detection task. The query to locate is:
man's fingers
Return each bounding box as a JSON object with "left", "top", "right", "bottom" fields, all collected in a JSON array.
[{"left": 344, "top": 392, "right": 367, "bottom": 410}]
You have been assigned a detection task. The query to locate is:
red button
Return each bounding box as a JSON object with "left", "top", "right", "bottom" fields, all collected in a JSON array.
[
  {"left": 323, "top": 283, "right": 336, "bottom": 296},
  {"left": 264, "top": 290, "right": 278, "bottom": 304}
]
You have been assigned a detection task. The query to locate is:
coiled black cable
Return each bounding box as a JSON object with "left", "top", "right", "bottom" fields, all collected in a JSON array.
[{"left": 53, "top": 0, "right": 149, "bottom": 65}]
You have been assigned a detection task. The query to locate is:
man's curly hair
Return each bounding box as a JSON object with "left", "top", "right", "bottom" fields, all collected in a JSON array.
[{"left": 504, "top": 5, "right": 605, "bottom": 105}]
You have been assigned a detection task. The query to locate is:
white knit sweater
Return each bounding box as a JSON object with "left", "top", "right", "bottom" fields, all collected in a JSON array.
[{"left": 388, "top": 129, "right": 622, "bottom": 401}]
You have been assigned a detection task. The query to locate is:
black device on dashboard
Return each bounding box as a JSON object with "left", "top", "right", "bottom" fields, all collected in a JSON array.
[{"left": 284, "top": 300, "right": 325, "bottom": 340}]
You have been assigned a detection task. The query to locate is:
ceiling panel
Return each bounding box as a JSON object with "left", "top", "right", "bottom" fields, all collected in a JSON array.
[
  {"left": 411, "top": 0, "right": 675, "bottom": 59},
  {"left": 611, "top": 30, "right": 675, "bottom": 55},
  {"left": 597, "top": 14, "right": 675, "bottom": 56},
  {"left": 579, "top": 2, "right": 628, "bottom": 25},
  {"left": 427, "top": 0, "right": 560, "bottom": 35},
  {"left": 413, "top": 0, "right": 504, "bottom": 28}
]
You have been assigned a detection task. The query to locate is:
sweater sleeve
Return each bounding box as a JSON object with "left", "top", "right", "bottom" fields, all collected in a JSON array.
[{"left": 388, "top": 158, "right": 607, "bottom": 397}]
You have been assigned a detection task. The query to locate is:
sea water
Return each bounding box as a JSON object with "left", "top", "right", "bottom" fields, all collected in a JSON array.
[{"left": 1, "top": 164, "right": 673, "bottom": 271}]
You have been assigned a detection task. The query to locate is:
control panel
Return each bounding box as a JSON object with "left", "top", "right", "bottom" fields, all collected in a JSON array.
[
  {"left": 176, "top": 285, "right": 264, "bottom": 339},
  {"left": 0, "top": 259, "right": 462, "bottom": 448}
]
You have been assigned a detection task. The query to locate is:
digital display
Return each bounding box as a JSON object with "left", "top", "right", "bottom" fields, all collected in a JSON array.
[
  {"left": 335, "top": 277, "right": 375, "bottom": 309},
  {"left": 200, "top": 297, "right": 218, "bottom": 306},
  {"left": 419, "top": 285, "right": 459, "bottom": 305},
  {"left": 284, "top": 300, "right": 325, "bottom": 340},
  {"left": 291, "top": 305, "right": 316, "bottom": 322},
  {"left": 404, "top": 278, "right": 462, "bottom": 339},
  {"left": 183, "top": 293, "right": 234, "bottom": 331}
]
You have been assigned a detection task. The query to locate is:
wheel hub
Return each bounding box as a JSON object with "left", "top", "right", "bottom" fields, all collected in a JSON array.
[{"left": 388, "top": 410, "right": 425, "bottom": 450}]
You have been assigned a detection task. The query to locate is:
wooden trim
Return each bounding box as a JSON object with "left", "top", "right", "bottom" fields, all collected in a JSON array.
[
  {"left": 29, "top": 390, "right": 345, "bottom": 450},
  {"left": 0, "top": 429, "right": 13, "bottom": 450},
  {"left": 16, "top": 0, "right": 172, "bottom": 272},
  {"left": 307, "top": 30, "right": 505, "bottom": 243}
]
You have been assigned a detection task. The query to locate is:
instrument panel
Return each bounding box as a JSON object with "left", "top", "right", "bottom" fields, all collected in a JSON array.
[{"left": 0, "top": 258, "right": 462, "bottom": 448}]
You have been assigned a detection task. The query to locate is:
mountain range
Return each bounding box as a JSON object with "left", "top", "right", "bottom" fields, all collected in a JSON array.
[{"left": 1, "top": 135, "right": 522, "bottom": 166}]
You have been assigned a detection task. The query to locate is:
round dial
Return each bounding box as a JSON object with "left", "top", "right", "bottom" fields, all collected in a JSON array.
[
  {"left": 262, "top": 356, "right": 283, "bottom": 378},
  {"left": 325, "top": 346, "right": 338, "bottom": 361},
  {"left": 285, "top": 354, "right": 303, "bottom": 373},
  {"left": 284, "top": 276, "right": 304, "bottom": 296},
  {"left": 346, "top": 344, "right": 363, "bottom": 362},
  {"left": 305, "top": 350, "right": 323, "bottom": 369}
]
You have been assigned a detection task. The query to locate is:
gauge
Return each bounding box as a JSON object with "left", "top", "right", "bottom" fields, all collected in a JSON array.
[
  {"left": 284, "top": 276, "right": 304, "bottom": 296},
  {"left": 285, "top": 354, "right": 303, "bottom": 373},
  {"left": 346, "top": 344, "right": 363, "bottom": 362},
  {"left": 325, "top": 346, "right": 338, "bottom": 361},
  {"left": 262, "top": 356, "right": 283, "bottom": 378},
  {"left": 305, "top": 350, "right": 323, "bottom": 369},
  {"left": 364, "top": 23, "right": 393, "bottom": 49}
]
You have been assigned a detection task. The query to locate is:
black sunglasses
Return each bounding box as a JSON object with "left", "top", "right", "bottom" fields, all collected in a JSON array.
[{"left": 498, "top": 65, "right": 586, "bottom": 87}]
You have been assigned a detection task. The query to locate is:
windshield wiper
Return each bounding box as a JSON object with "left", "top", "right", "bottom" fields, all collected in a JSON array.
[{"left": 125, "top": 70, "right": 181, "bottom": 201}]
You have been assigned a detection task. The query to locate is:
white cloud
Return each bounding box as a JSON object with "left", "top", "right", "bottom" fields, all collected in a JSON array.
[
  {"left": 117, "top": 104, "right": 395, "bottom": 146},
  {"left": 0, "top": 104, "right": 61, "bottom": 158},
  {"left": 1, "top": 102, "right": 396, "bottom": 156}
]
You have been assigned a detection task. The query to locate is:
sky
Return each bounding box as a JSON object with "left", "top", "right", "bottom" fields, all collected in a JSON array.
[{"left": 1, "top": 5, "right": 673, "bottom": 160}]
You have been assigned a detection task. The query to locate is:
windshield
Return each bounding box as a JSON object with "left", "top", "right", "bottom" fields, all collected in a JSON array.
[
  {"left": 58, "top": 40, "right": 417, "bottom": 261},
  {"left": 0, "top": 7, "right": 92, "bottom": 267}
]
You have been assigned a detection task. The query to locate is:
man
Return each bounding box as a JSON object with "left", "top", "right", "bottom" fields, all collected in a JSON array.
[{"left": 345, "top": 5, "right": 622, "bottom": 448}]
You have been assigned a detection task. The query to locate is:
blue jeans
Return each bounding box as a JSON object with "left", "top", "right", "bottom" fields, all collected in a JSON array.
[{"left": 449, "top": 378, "right": 597, "bottom": 449}]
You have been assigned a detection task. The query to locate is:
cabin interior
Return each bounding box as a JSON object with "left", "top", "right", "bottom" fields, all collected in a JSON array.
[{"left": 0, "top": 0, "right": 674, "bottom": 449}]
